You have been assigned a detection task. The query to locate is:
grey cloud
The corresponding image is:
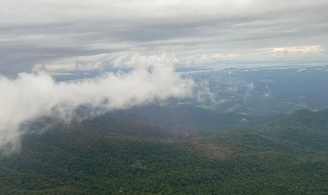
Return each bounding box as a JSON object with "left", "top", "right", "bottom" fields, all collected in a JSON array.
[{"left": 1, "top": 0, "right": 328, "bottom": 74}]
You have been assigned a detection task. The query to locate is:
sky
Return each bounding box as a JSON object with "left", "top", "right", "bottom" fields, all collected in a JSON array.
[{"left": 1, "top": 0, "right": 328, "bottom": 75}]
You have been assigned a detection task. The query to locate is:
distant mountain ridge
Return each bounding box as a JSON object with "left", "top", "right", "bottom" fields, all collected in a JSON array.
[{"left": 106, "top": 106, "right": 328, "bottom": 135}]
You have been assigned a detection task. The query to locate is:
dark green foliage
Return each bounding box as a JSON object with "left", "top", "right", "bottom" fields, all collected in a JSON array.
[{"left": 1, "top": 110, "right": 328, "bottom": 194}]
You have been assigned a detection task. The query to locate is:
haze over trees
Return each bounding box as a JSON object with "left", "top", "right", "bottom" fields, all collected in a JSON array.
[{"left": 1, "top": 109, "right": 328, "bottom": 194}]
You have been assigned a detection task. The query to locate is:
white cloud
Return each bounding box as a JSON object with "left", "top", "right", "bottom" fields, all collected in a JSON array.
[
  {"left": 32, "top": 52, "right": 235, "bottom": 73},
  {"left": 264, "top": 91, "right": 271, "bottom": 98},
  {"left": 195, "top": 80, "right": 217, "bottom": 104},
  {"left": 247, "top": 82, "right": 255, "bottom": 91},
  {"left": 0, "top": 62, "right": 194, "bottom": 154},
  {"left": 272, "top": 45, "right": 323, "bottom": 53},
  {"left": 226, "top": 86, "right": 239, "bottom": 93}
]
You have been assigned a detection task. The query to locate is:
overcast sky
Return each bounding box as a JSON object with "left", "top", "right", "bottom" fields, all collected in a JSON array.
[{"left": 1, "top": 0, "right": 328, "bottom": 74}]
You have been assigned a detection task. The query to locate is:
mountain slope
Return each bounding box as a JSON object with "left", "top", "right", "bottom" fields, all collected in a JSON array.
[
  {"left": 108, "top": 105, "right": 249, "bottom": 134},
  {"left": 1, "top": 109, "right": 328, "bottom": 194}
]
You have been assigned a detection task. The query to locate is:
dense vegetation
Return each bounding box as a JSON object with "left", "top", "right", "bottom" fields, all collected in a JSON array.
[{"left": 1, "top": 109, "right": 328, "bottom": 194}]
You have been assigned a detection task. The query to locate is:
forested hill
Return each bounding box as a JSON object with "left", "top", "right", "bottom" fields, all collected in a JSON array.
[
  {"left": 107, "top": 106, "right": 328, "bottom": 135},
  {"left": 106, "top": 105, "right": 247, "bottom": 133},
  {"left": 1, "top": 109, "right": 328, "bottom": 194}
]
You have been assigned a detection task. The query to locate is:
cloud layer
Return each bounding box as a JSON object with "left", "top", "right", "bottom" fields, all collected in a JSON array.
[
  {"left": 0, "top": 63, "right": 194, "bottom": 153},
  {"left": 1, "top": 0, "right": 328, "bottom": 74}
]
